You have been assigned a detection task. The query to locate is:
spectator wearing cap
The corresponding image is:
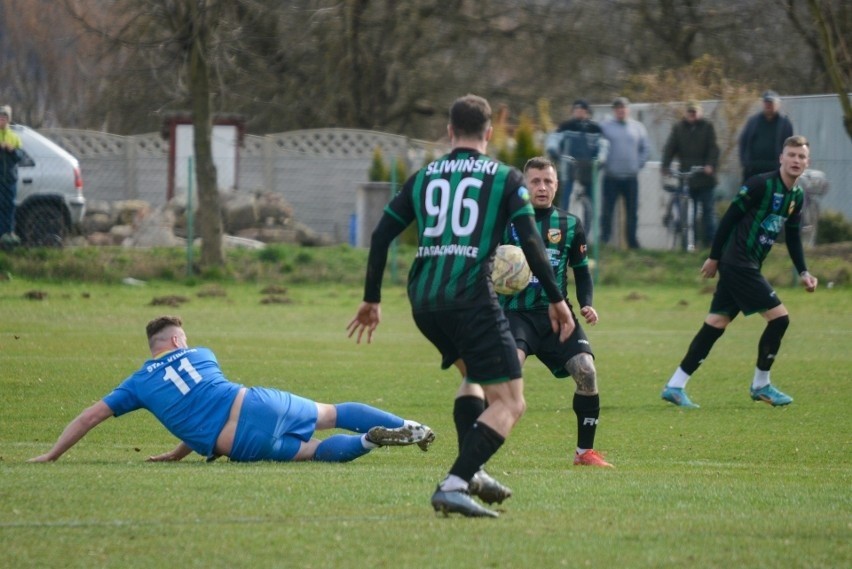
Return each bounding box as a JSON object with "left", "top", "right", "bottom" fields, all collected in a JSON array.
[
  {"left": 661, "top": 101, "right": 720, "bottom": 248},
  {"left": 738, "top": 90, "right": 794, "bottom": 183},
  {"left": 546, "top": 99, "right": 605, "bottom": 219},
  {"left": 0, "top": 105, "right": 23, "bottom": 245},
  {"left": 599, "top": 97, "right": 649, "bottom": 249}
]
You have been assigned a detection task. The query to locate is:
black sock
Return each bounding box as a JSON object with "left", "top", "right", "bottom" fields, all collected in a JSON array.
[
  {"left": 448, "top": 421, "right": 504, "bottom": 482},
  {"left": 757, "top": 315, "right": 789, "bottom": 370},
  {"left": 453, "top": 396, "right": 486, "bottom": 454},
  {"left": 574, "top": 393, "right": 600, "bottom": 450},
  {"left": 680, "top": 323, "right": 725, "bottom": 375}
]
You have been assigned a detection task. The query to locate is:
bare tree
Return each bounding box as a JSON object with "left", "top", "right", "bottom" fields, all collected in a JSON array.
[
  {"left": 9, "top": 0, "right": 846, "bottom": 152},
  {"left": 62, "top": 0, "right": 281, "bottom": 268},
  {"left": 0, "top": 0, "right": 107, "bottom": 127},
  {"left": 184, "top": 1, "right": 224, "bottom": 267},
  {"left": 787, "top": 0, "right": 852, "bottom": 140}
]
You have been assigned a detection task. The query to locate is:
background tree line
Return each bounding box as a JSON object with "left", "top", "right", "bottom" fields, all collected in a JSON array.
[
  {"left": 2, "top": 0, "right": 848, "bottom": 138},
  {"left": 0, "top": 0, "right": 848, "bottom": 268}
]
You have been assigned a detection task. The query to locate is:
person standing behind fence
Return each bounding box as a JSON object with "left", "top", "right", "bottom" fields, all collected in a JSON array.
[
  {"left": 599, "top": 97, "right": 649, "bottom": 249},
  {"left": 738, "top": 90, "right": 794, "bottom": 183},
  {"left": 0, "top": 105, "right": 23, "bottom": 246},
  {"left": 661, "top": 101, "right": 721, "bottom": 248},
  {"left": 547, "top": 100, "right": 605, "bottom": 213}
]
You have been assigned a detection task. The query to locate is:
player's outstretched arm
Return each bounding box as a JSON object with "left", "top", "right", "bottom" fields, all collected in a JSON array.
[
  {"left": 572, "top": 265, "right": 595, "bottom": 324},
  {"left": 148, "top": 442, "right": 193, "bottom": 462},
  {"left": 784, "top": 222, "right": 815, "bottom": 292},
  {"left": 28, "top": 401, "right": 114, "bottom": 462}
]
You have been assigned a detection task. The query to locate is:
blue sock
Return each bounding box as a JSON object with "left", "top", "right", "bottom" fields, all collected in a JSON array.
[
  {"left": 334, "top": 403, "right": 404, "bottom": 433},
  {"left": 314, "top": 434, "right": 370, "bottom": 462}
]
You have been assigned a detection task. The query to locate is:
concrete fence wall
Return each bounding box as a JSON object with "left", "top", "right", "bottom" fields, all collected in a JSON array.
[{"left": 39, "top": 94, "right": 851, "bottom": 248}]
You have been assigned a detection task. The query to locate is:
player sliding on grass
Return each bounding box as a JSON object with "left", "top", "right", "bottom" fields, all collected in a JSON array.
[
  {"left": 29, "top": 315, "right": 434, "bottom": 463},
  {"left": 661, "top": 136, "right": 818, "bottom": 409}
]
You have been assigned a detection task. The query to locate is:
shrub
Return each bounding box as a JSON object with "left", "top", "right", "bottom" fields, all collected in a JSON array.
[
  {"left": 817, "top": 210, "right": 852, "bottom": 244},
  {"left": 512, "top": 113, "right": 541, "bottom": 170},
  {"left": 368, "top": 147, "right": 388, "bottom": 182}
]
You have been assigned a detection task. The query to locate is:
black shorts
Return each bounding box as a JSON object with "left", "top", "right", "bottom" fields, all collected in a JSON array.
[
  {"left": 507, "top": 310, "right": 592, "bottom": 378},
  {"left": 710, "top": 264, "right": 782, "bottom": 318},
  {"left": 413, "top": 303, "right": 521, "bottom": 384}
]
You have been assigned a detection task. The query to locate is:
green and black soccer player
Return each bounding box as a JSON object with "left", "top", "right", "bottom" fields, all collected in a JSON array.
[
  {"left": 453, "top": 155, "right": 612, "bottom": 498},
  {"left": 662, "top": 135, "right": 818, "bottom": 409},
  {"left": 348, "top": 94, "right": 574, "bottom": 518},
  {"left": 500, "top": 156, "right": 611, "bottom": 467}
]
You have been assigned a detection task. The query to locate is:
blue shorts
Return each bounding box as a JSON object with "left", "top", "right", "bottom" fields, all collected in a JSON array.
[{"left": 229, "top": 387, "right": 318, "bottom": 462}]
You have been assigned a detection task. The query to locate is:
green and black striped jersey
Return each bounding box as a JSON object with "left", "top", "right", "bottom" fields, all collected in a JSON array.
[
  {"left": 384, "top": 148, "right": 534, "bottom": 312},
  {"left": 717, "top": 171, "right": 804, "bottom": 269},
  {"left": 499, "top": 206, "right": 588, "bottom": 311}
]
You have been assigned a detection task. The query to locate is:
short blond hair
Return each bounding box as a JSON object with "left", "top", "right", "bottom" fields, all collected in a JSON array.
[{"left": 783, "top": 135, "right": 808, "bottom": 149}]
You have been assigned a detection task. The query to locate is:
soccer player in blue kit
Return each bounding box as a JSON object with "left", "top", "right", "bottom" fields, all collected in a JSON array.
[{"left": 29, "top": 316, "right": 434, "bottom": 463}]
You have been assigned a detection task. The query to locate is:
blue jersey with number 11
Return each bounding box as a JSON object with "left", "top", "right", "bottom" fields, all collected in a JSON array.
[{"left": 102, "top": 347, "right": 242, "bottom": 457}]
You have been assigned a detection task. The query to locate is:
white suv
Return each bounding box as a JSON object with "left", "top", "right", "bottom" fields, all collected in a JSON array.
[{"left": 12, "top": 124, "right": 86, "bottom": 246}]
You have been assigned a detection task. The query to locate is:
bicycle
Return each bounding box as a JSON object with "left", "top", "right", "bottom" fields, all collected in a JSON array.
[
  {"left": 556, "top": 154, "right": 595, "bottom": 239},
  {"left": 662, "top": 165, "right": 704, "bottom": 252}
]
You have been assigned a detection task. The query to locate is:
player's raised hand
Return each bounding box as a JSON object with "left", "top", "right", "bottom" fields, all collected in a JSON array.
[{"left": 347, "top": 302, "right": 381, "bottom": 344}]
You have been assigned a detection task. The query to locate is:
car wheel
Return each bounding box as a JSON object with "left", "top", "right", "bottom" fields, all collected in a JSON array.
[{"left": 18, "top": 203, "right": 67, "bottom": 247}]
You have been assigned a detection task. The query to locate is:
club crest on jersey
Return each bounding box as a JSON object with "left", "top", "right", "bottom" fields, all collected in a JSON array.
[
  {"left": 788, "top": 201, "right": 796, "bottom": 215},
  {"left": 547, "top": 228, "right": 562, "bottom": 244},
  {"left": 518, "top": 187, "right": 530, "bottom": 202},
  {"left": 772, "top": 193, "right": 783, "bottom": 212}
]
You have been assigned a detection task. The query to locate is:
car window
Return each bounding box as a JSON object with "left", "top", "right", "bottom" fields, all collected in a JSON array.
[{"left": 18, "top": 149, "right": 35, "bottom": 168}]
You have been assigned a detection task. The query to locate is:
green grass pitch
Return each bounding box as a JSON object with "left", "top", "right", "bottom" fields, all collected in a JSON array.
[{"left": 1, "top": 279, "right": 849, "bottom": 568}]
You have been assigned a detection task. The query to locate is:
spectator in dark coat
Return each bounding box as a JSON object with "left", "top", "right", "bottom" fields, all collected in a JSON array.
[
  {"left": 547, "top": 100, "right": 605, "bottom": 214},
  {"left": 662, "top": 101, "right": 720, "bottom": 247},
  {"left": 738, "top": 91, "right": 794, "bottom": 183}
]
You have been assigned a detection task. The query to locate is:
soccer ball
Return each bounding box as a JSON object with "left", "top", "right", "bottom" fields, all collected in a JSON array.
[{"left": 491, "top": 244, "right": 532, "bottom": 295}]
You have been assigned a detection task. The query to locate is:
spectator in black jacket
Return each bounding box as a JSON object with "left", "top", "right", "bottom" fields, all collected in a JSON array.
[
  {"left": 547, "top": 100, "right": 605, "bottom": 214},
  {"left": 738, "top": 91, "right": 794, "bottom": 183},
  {"left": 662, "top": 101, "right": 720, "bottom": 247}
]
